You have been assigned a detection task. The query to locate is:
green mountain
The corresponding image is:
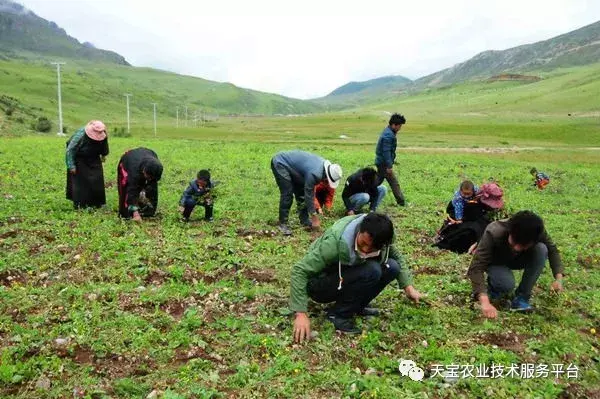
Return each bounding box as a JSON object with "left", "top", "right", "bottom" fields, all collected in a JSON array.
[
  {"left": 316, "top": 75, "right": 412, "bottom": 109},
  {"left": 416, "top": 20, "right": 600, "bottom": 87},
  {"left": 326, "top": 75, "right": 412, "bottom": 97},
  {"left": 0, "top": 0, "right": 323, "bottom": 132},
  {"left": 0, "top": 0, "right": 130, "bottom": 65}
]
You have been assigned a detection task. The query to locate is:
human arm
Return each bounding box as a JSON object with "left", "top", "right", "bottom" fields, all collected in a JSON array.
[{"left": 65, "top": 129, "right": 85, "bottom": 173}]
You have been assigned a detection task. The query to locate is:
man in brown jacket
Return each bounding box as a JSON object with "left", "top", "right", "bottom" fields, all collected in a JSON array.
[{"left": 467, "top": 211, "right": 564, "bottom": 318}]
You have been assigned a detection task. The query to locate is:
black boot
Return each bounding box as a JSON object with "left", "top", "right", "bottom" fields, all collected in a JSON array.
[{"left": 327, "top": 314, "right": 361, "bottom": 334}]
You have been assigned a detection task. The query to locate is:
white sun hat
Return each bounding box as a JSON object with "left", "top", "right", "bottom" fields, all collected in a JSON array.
[{"left": 323, "top": 160, "right": 343, "bottom": 189}]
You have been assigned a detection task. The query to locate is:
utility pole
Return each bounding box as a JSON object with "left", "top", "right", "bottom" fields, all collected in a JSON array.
[
  {"left": 124, "top": 94, "right": 132, "bottom": 134},
  {"left": 176, "top": 107, "right": 179, "bottom": 128},
  {"left": 51, "top": 62, "right": 66, "bottom": 135},
  {"left": 152, "top": 103, "right": 157, "bottom": 137}
]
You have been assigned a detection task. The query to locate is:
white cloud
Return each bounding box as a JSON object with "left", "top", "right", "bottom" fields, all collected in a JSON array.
[{"left": 19, "top": 0, "right": 600, "bottom": 98}]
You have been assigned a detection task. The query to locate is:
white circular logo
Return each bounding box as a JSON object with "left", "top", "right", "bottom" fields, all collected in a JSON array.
[
  {"left": 398, "top": 359, "right": 416, "bottom": 376},
  {"left": 408, "top": 366, "right": 424, "bottom": 381}
]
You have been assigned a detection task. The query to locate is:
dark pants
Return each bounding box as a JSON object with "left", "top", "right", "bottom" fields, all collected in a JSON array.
[
  {"left": 182, "top": 198, "right": 213, "bottom": 220},
  {"left": 487, "top": 243, "right": 548, "bottom": 300},
  {"left": 308, "top": 259, "right": 401, "bottom": 318},
  {"left": 376, "top": 165, "right": 405, "bottom": 205},
  {"left": 271, "top": 160, "right": 310, "bottom": 226}
]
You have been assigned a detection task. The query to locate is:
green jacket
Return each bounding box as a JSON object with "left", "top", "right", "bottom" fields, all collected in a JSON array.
[{"left": 290, "top": 214, "right": 413, "bottom": 313}]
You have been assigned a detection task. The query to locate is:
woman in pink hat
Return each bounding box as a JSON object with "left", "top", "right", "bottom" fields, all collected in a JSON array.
[{"left": 65, "top": 120, "right": 109, "bottom": 208}]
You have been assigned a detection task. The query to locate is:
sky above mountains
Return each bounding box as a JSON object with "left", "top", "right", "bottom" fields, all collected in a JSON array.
[{"left": 19, "top": 0, "right": 600, "bottom": 99}]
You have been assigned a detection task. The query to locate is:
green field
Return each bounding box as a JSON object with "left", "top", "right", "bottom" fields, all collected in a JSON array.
[{"left": 1, "top": 123, "right": 599, "bottom": 398}]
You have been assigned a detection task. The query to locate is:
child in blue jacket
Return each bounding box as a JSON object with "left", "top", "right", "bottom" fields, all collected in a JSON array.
[{"left": 179, "top": 170, "right": 215, "bottom": 221}]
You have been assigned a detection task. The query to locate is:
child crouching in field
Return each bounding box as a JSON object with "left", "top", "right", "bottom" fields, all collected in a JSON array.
[
  {"left": 530, "top": 167, "right": 550, "bottom": 190},
  {"left": 449, "top": 180, "right": 479, "bottom": 224},
  {"left": 179, "top": 169, "right": 216, "bottom": 222}
]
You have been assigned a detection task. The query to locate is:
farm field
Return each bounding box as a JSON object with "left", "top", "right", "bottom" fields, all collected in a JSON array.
[{"left": 1, "top": 127, "right": 599, "bottom": 398}]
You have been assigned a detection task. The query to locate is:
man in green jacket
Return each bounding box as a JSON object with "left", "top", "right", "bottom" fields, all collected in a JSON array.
[
  {"left": 290, "top": 213, "right": 423, "bottom": 343},
  {"left": 467, "top": 211, "right": 564, "bottom": 318}
]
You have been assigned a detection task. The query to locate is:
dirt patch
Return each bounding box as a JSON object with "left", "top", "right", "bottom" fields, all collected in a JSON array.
[
  {"left": 487, "top": 73, "right": 541, "bottom": 82},
  {"left": 476, "top": 331, "right": 528, "bottom": 353},
  {"left": 559, "top": 384, "right": 600, "bottom": 399},
  {"left": 576, "top": 254, "right": 599, "bottom": 269},
  {"left": 66, "top": 344, "right": 156, "bottom": 379},
  {"left": 0, "top": 216, "right": 23, "bottom": 226},
  {"left": 414, "top": 265, "right": 445, "bottom": 275},
  {"left": 160, "top": 300, "right": 186, "bottom": 320},
  {"left": 0, "top": 270, "right": 27, "bottom": 286},
  {"left": 180, "top": 266, "right": 204, "bottom": 284},
  {"left": 240, "top": 268, "right": 275, "bottom": 283},
  {"left": 28, "top": 243, "right": 44, "bottom": 256},
  {"left": 73, "top": 345, "right": 94, "bottom": 364},
  {"left": 236, "top": 228, "right": 278, "bottom": 239},
  {"left": 0, "top": 229, "right": 20, "bottom": 239},
  {"left": 145, "top": 269, "right": 169, "bottom": 285},
  {"left": 104, "top": 180, "right": 116, "bottom": 189},
  {"left": 172, "top": 346, "right": 222, "bottom": 366}
]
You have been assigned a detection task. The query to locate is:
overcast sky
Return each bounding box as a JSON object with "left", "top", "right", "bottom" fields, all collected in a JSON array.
[{"left": 18, "top": 0, "right": 600, "bottom": 99}]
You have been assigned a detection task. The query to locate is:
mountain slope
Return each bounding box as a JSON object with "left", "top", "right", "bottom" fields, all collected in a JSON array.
[
  {"left": 326, "top": 75, "right": 412, "bottom": 97},
  {"left": 0, "top": 0, "right": 130, "bottom": 65},
  {"left": 416, "top": 20, "right": 600, "bottom": 87},
  {"left": 0, "top": 0, "right": 323, "bottom": 123}
]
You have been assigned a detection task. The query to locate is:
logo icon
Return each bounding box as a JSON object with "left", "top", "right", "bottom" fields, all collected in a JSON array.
[{"left": 399, "top": 359, "right": 424, "bottom": 381}]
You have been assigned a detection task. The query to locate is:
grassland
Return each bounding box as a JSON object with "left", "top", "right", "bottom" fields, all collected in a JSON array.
[{"left": 0, "top": 119, "right": 599, "bottom": 398}]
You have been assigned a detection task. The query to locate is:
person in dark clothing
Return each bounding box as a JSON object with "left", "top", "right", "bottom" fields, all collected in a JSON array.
[
  {"left": 467, "top": 211, "right": 565, "bottom": 319},
  {"left": 179, "top": 169, "right": 215, "bottom": 222},
  {"left": 271, "top": 150, "right": 342, "bottom": 235},
  {"left": 117, "top": 148, "right": 163, "bottom": 221},
  {"left": 375, "top": 113, "right": 406, "bottom": 206},
  {"left": 342, "top": 167, "right": 387, "bottom": 215},
  {"left": 434, "top": 182, "right": 504, "bottom": 254},
  {"left": 65, "top": 120, "right": 109, "bottom": 208}
]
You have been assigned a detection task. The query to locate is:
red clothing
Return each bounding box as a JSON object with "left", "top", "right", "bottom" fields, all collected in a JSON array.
[{"left": 314, "top": 182, "right": 335, "bottom": 212}]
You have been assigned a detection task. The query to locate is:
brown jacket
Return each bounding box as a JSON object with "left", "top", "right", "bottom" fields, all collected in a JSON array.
[{"left": 467, "top": 219, "right": 563, "bottom": 297}]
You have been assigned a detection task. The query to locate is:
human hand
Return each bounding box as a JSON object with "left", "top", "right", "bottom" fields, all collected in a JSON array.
[
  {"left": 404, "top": 285, "right": 423, "bottom": 303},
  {"left": 550, "top": 274, "right": 564, "bottom": 293},
  {"left": 293, "top": 312, "right": 311, "bottom": 343},
  {"left": 311, "top": 214, "right": 321, "bottom": 228},
  {"left": 69, "top": 168, "right": 77, "bottom": 175},
  {"left": 132, "top": 211, "right": 142, "bottom": 222},
  {"left": 468, "top": 243, "right": 478, "bottom": 255},
  {"left": 479, "top": 295, "right": 497, "bottom": 319}
]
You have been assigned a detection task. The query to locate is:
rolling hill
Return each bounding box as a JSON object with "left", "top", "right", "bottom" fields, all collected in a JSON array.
[
  {"left": 416, "top": 19, "right": 600, "bottom": 88},
  {"left": 321, "top": 20, "right": 600, "bottom": 107},
  {"left": 0, "top": 0, "right": 129, "bottom": 65},
  {"left": 0, "top": 0, "right": 323, "bottom": 134}
]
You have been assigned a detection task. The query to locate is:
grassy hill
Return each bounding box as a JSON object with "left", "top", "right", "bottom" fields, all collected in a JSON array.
[
  {"left": 417, "top": 20, "right": 600, "bottom": 88},
  {"left": 319, "top": 75, "right": 413, "bottom": 107},
  {"left": 0, "top": 58, "right": 324, "bottom": 135},
  {"left": 319, "top": 20, "right": 600, "bottom": 108},
  {"left": 0, "top": 0, "right": 324, "bottom": 130},
  {"left": 0, "top": 0, "right": 129, "bottom": 65}
]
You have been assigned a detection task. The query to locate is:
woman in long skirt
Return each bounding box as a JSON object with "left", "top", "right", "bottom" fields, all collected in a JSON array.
[{"left": 65, "top": 120, "right": 109, "bottom": 208}]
